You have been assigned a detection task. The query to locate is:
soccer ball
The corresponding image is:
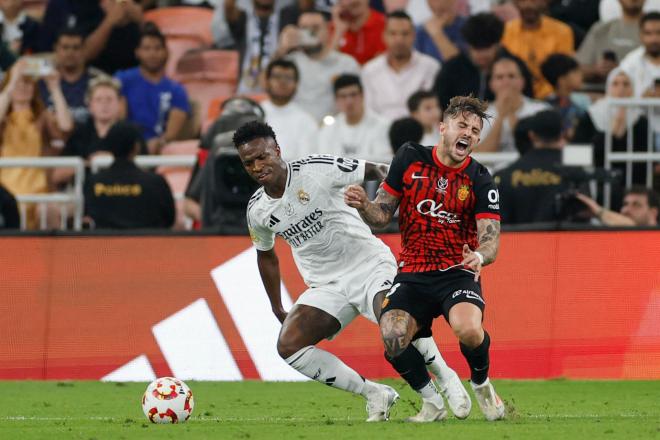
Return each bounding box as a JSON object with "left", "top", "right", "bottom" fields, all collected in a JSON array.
[{"left": 141, "top": 377, "right": 194, "bottom": 424}]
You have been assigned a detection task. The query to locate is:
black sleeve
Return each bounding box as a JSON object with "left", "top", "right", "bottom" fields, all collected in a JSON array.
[
  {"left": 383, "top": 142, "right": 414, "bottom": 196},
  {"left": 473, "top": 165, "right": 501, "bottom": 220},
  {"left": 227, "top": 10, "right": 247, "bottom": 42},
  {"left": 157, "top": 175, "right": 176, "bottom": 228},
  {"left": 433, "top": 66, "right": 451, "bottom": 110},
  {"left": 20, "top": 17, "right": 41, "bottom": 54},
  {"left": 184, "top": 160, "right": 203, "bottom": 202},
  {"left": 493, "top": 172, "right": 512, "bottom": 224},
  {"left": 0, "top": 186, "right": 19, "bottom": 228}
]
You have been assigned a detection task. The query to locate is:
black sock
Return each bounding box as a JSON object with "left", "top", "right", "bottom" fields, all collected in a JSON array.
[
  {"left": 460, "top": 330, "right": 490, "bottom": 385},
  {"left": 385, "top": 344, "right": 431, "bottom": 391}
]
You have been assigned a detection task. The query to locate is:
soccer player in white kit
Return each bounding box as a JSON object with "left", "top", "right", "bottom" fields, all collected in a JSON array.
[{"left": 236, "top": 121, "right": 470, "bottom": 422}]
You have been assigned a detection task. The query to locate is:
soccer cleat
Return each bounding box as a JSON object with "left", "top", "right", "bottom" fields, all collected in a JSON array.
[
  {"left": 471, "top": 378, "right": 505, "bottom": 421},
  {"left": 438, "top": 372, "right": 472, "bottom": 419},
  {"left": 365, "top": 385, "right": 399, "bottom": 422},
  {"left": 406, "top": 400, "right": 448, "bottom": 423}
]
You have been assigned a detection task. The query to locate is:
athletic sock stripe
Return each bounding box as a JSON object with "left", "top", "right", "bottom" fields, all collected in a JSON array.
[{"left": 287, "top": 346, "right": 314, "bottom": 366}]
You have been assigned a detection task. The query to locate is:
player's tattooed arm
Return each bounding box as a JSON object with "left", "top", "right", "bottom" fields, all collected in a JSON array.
[
  {"left": 345, "top": 185, "right": 400, "bottom": 229},
  {"left": 257, "top": 249, "right": 288, "bottom": 323},
  {"left": 476, "top": 218, "right": 500, "bottom": 265},
  {"left": 363, "top": 161, "right": 389, "bottom": 182}
]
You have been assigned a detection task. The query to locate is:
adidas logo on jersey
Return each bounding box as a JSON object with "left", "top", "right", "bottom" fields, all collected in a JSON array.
[{"left": 268, "top": 215, "right": 280, "bottom": 227}]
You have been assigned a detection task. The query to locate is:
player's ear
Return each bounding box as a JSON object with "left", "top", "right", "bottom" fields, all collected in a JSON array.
[{"left": 439, "top": 121, "right": 446, "bottom": 135}]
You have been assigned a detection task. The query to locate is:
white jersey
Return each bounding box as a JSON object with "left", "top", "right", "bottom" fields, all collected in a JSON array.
[{"left": 247, "top": 155, "right": 392, "bottom": 287}]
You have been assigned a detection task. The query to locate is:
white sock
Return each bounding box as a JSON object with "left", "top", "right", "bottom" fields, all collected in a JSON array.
[
  {"left": 412, "top": 337, "right": 455, "bottom": 385},
  {"left": 418, "top": 380, "right": 445, "bottom": 408},
  {"left": 285, "top": 346, "right": 376, "bottom": 397}
]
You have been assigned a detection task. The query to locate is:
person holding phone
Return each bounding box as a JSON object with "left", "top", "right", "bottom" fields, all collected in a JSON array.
[{"left": 329, "top": 0, "right": 386, "bottom": 65}]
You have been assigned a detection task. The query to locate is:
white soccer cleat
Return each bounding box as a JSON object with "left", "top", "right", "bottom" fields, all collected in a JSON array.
[
  {"left": 438, "top": 372, "right": 472, "bottom": 419},
  {"left": 471, "top": 378, "right": 505, "bottom": 421},
  {"left": 405, "top": 400, "right": 448, "bottom": 423},
  {"left": 365, "top": 385, "right": 399, "bottom": 422}
]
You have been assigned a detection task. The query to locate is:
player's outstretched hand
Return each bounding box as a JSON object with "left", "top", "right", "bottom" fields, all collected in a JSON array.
[
  {"left": 344, "top": 185, "right": 368, "bottom": 210},
  {"left": 461, "top": 244, "right": 482, "bottom": 281}
]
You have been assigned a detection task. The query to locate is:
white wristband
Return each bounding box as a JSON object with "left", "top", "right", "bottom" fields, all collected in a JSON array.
[{"left": 474, "top": 251, "right": 484, "bottom": 265}]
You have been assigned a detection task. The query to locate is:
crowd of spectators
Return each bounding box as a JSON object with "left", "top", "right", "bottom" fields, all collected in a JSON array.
[{"left": 0, "top": 0, "right": 658, "bottom": 230}]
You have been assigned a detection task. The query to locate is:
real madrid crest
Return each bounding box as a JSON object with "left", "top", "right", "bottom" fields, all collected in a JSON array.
[
  {"left": 436, "top": 177, "right": 449, "bottom": 193},
  {"left": 284, "top": 202, "right": 295, "bottom": 216},
  {"left": 457, "top": 184, "right": 470, "bottom": 202},
  {"left": 297, "top": 189, "right": 310, "bottom": 205}
]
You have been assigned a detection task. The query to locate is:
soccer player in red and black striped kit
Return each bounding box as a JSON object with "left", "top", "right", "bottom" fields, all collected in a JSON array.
[{"left": 345, "top": 95, "right": 505, "bottom": 422}]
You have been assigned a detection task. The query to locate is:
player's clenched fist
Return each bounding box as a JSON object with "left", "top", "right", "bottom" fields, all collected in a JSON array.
[
  {"left": 461, "top": 244, "right": 482, "bottom": 281},
  {"left": 344, "top": 185, "right": 368, "bottom": 209}
]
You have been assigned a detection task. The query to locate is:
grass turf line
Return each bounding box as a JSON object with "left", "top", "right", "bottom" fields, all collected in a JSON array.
[{"left": 0, "top": 380, "right": 658, "bottom": 439}]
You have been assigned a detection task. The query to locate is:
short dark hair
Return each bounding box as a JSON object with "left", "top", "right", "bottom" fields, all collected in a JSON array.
[
  {"left": 386, "top": 9, "right": 413, "bottom": 23},
  {"left": 540, "top": 53, "right": 579, "bottom": 87},
  {"left": 625, "top": 186, "right": 660, "bottom": 210},
  {"left": 140, "top": 22, "right": 167, "bottom": 47},
  {"left": 265, "top": 59, "right": 299, "bottom": 82},
  {"left": 389, "top": 117, "right": 423, "bottom": 153},
  {"left": 528, "top": 110, "right": 562, "bottom": 143},
  {"left": 640, "top": 11, "right": 660, "bottom": 28},
  {"left": 102, "top": 121, "right": 143, "bottom": 159},
  {"left": 333, "top": 74, "right": 362, "bottom": 94},
  {"left": 407, "top": 90, "right": 437, "bottom": 113},
  {"left": 443, "top": 95, "right": 490, "bottom": 124},
  {"left": 461, "top": 13, "right": 504, "bottom": 49},
  {"left": 55, "top": 26, "right": 85, "bottom": 44},
  {"left": 232, "top": 120, "right": 278, "bottom": 149}
]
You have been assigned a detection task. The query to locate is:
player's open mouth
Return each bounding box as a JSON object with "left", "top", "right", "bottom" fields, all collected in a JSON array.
[{"left": 455, "top": 139, "right": 470, "bottom": 153}]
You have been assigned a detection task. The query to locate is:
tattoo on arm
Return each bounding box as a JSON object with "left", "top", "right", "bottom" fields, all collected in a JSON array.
[
  {"left": 364, "top": 162, "right": 389, "bottom": 182},
  {"left": 476, "top": 218, "right": 500, "bottom": 265},
  {"left": 357, "top": 187, "right": 400, "bottom": 229}
]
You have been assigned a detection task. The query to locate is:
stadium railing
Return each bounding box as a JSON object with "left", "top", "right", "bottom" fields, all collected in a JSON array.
[
  {"left": 604, "top": 97, "right": 660, "bottom": 207},
  {"left": 0, "top": 157, "right": 85, "bottom": 230}
]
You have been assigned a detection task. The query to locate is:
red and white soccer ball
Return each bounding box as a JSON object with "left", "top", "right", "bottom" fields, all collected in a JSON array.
[{"left": 141, "top": 377, "right": 194, "bottom": 424}]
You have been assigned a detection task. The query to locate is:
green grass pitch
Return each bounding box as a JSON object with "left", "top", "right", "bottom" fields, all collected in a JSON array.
[{"left": 1, "top": 380, "right": 658, "bottom": 439}]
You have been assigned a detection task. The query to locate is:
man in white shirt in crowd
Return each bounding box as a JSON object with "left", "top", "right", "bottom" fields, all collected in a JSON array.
[
  {"left": 275, "top": 9, "right": 360, "bottom": 122},
  {"left": 261, "top": 59, "right": 318, "bottom": 161},
  {"left": 408, "top": 90, "right": 441, "bottom": 145},
  {"left": 479, "top": 56, "right": 549, "bottom": 152},
  {"left": 317, "top": 74, "right": 391, "bottom": 163},
  {"left": 361, "top": 10, "right": 440, "bottom": 121}
]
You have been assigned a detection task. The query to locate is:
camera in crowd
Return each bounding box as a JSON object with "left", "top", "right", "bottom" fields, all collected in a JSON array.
[{"left": 555, "top": 167, "right": 622, "bottom": 222}]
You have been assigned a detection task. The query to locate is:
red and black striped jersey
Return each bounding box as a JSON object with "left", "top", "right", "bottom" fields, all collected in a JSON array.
[{"left": 383, "top": 142, "right": 500, "bottom": 273}]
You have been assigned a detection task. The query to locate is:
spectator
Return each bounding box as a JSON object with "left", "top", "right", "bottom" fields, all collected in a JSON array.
[
  {"left": 479, "top": 56, "right": 549, "bottom": 152},
  {"left": 39, "top": 0, "right": 104, "bottom": 51},
  {"left": 0, "top": 0, "right": 40, "bottom": 56},
  {"left": 600, "top": 0, "right": 660, "bottom": 22},
  {"left": 577, "top": 0, "right": 644, "bottom": 84},
  {"left": 389, "top": 116, "right": 423, "bottom": 153},
  {"left": 414, "top": 0, "right": 466, "bottom": 63},
  {"left": 494, "top": 110, "right": 577, "bottom": 224},
  {"left": 116, "top": 24, "right": 191, "bottom": 154},
  {"left": 619, "top": 12, "right": 660, "bottom": 99},
  {"left": 84, "top": 120, "right": 175, "bottom": 229},
  {"left": 547, "top": 0, "right": 600, "bottom": 47},
  {"left": 575, "top": 186, "right": 659, "bottom": 226},
  {"left": 501, "top": 0, "right": 574, "bottom": 99},
  {"left": 276, "top": 9, "right": 360, "bottom": 122},
  {"left": 330, "top": 0, "right": 386, "bottom": 64},
  {"left": 53, "top": 76, "right": 147, "bottom": 186},
  {"left": 317, "top": 74, "right": 391, "bottom": 162},
  {"left": 407, "top": 89, "right": 441, "bottom": 145},
  {"left": 0, "top": 182, "right": 19, "bottom": 228},
  {"left": 432, "top": 13, "right": 534, "bottom": 110},
  {"left": 362, "top": 10, "right": 439, "bottom": 121},
  {"left": 280, "top": 0, "right": 319, "bottom": 29},
  {"left": 0, "top": 59, "right": 73, "bottom": 228},
  {"left": 573, "top": 68, "right": 648, "bottom": 185},
  {"left": 220, "top": 0, "right": 284, "bottom": 92},
  {"left": 261, "top": 59, "right": 317, "bottom": 161},
  {"left": 84, "top": 0, "right": 143, "bottom": 74},
  {"left": 38, "top": 27, "right": 103, "bottom": 125},
  {"left": 540, "top": 53, "right": 584, "bottom": 139}
]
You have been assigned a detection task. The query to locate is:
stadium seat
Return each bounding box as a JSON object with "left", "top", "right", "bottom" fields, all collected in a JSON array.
[
  {"left": 203, "top": 93, "right": 267, "bottom": 132},
  {"left": 143, "top": 7, "right": 213, "bottom": 45},
  {"left": 144, "top": 7, "right": 214, "bottom": 78},
  {"left": 175, "top": 49, "right": 239, "bottom": 84},
  {"left": 157, "top": 139, "right": 200, "bottom": 231}
]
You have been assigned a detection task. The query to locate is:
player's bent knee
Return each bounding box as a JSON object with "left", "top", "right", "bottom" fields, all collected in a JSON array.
[
  {"left": 380, "top": 328, "right": 411, "bottom": 358},
  {"left": 453, "top": 323, "right": 484, "bottom": 347},
  {"left": 276, "top": 336, "right": 306, "bottom": 360}
]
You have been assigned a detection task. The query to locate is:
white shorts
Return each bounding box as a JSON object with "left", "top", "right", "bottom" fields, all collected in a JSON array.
[{"left": 295, "top": 253, "right": 397, "bottom": 334}]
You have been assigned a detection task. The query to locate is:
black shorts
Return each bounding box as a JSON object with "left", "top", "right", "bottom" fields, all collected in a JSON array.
[{"left": 381, "top": 269, "right": 486, "bottom": 339}]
